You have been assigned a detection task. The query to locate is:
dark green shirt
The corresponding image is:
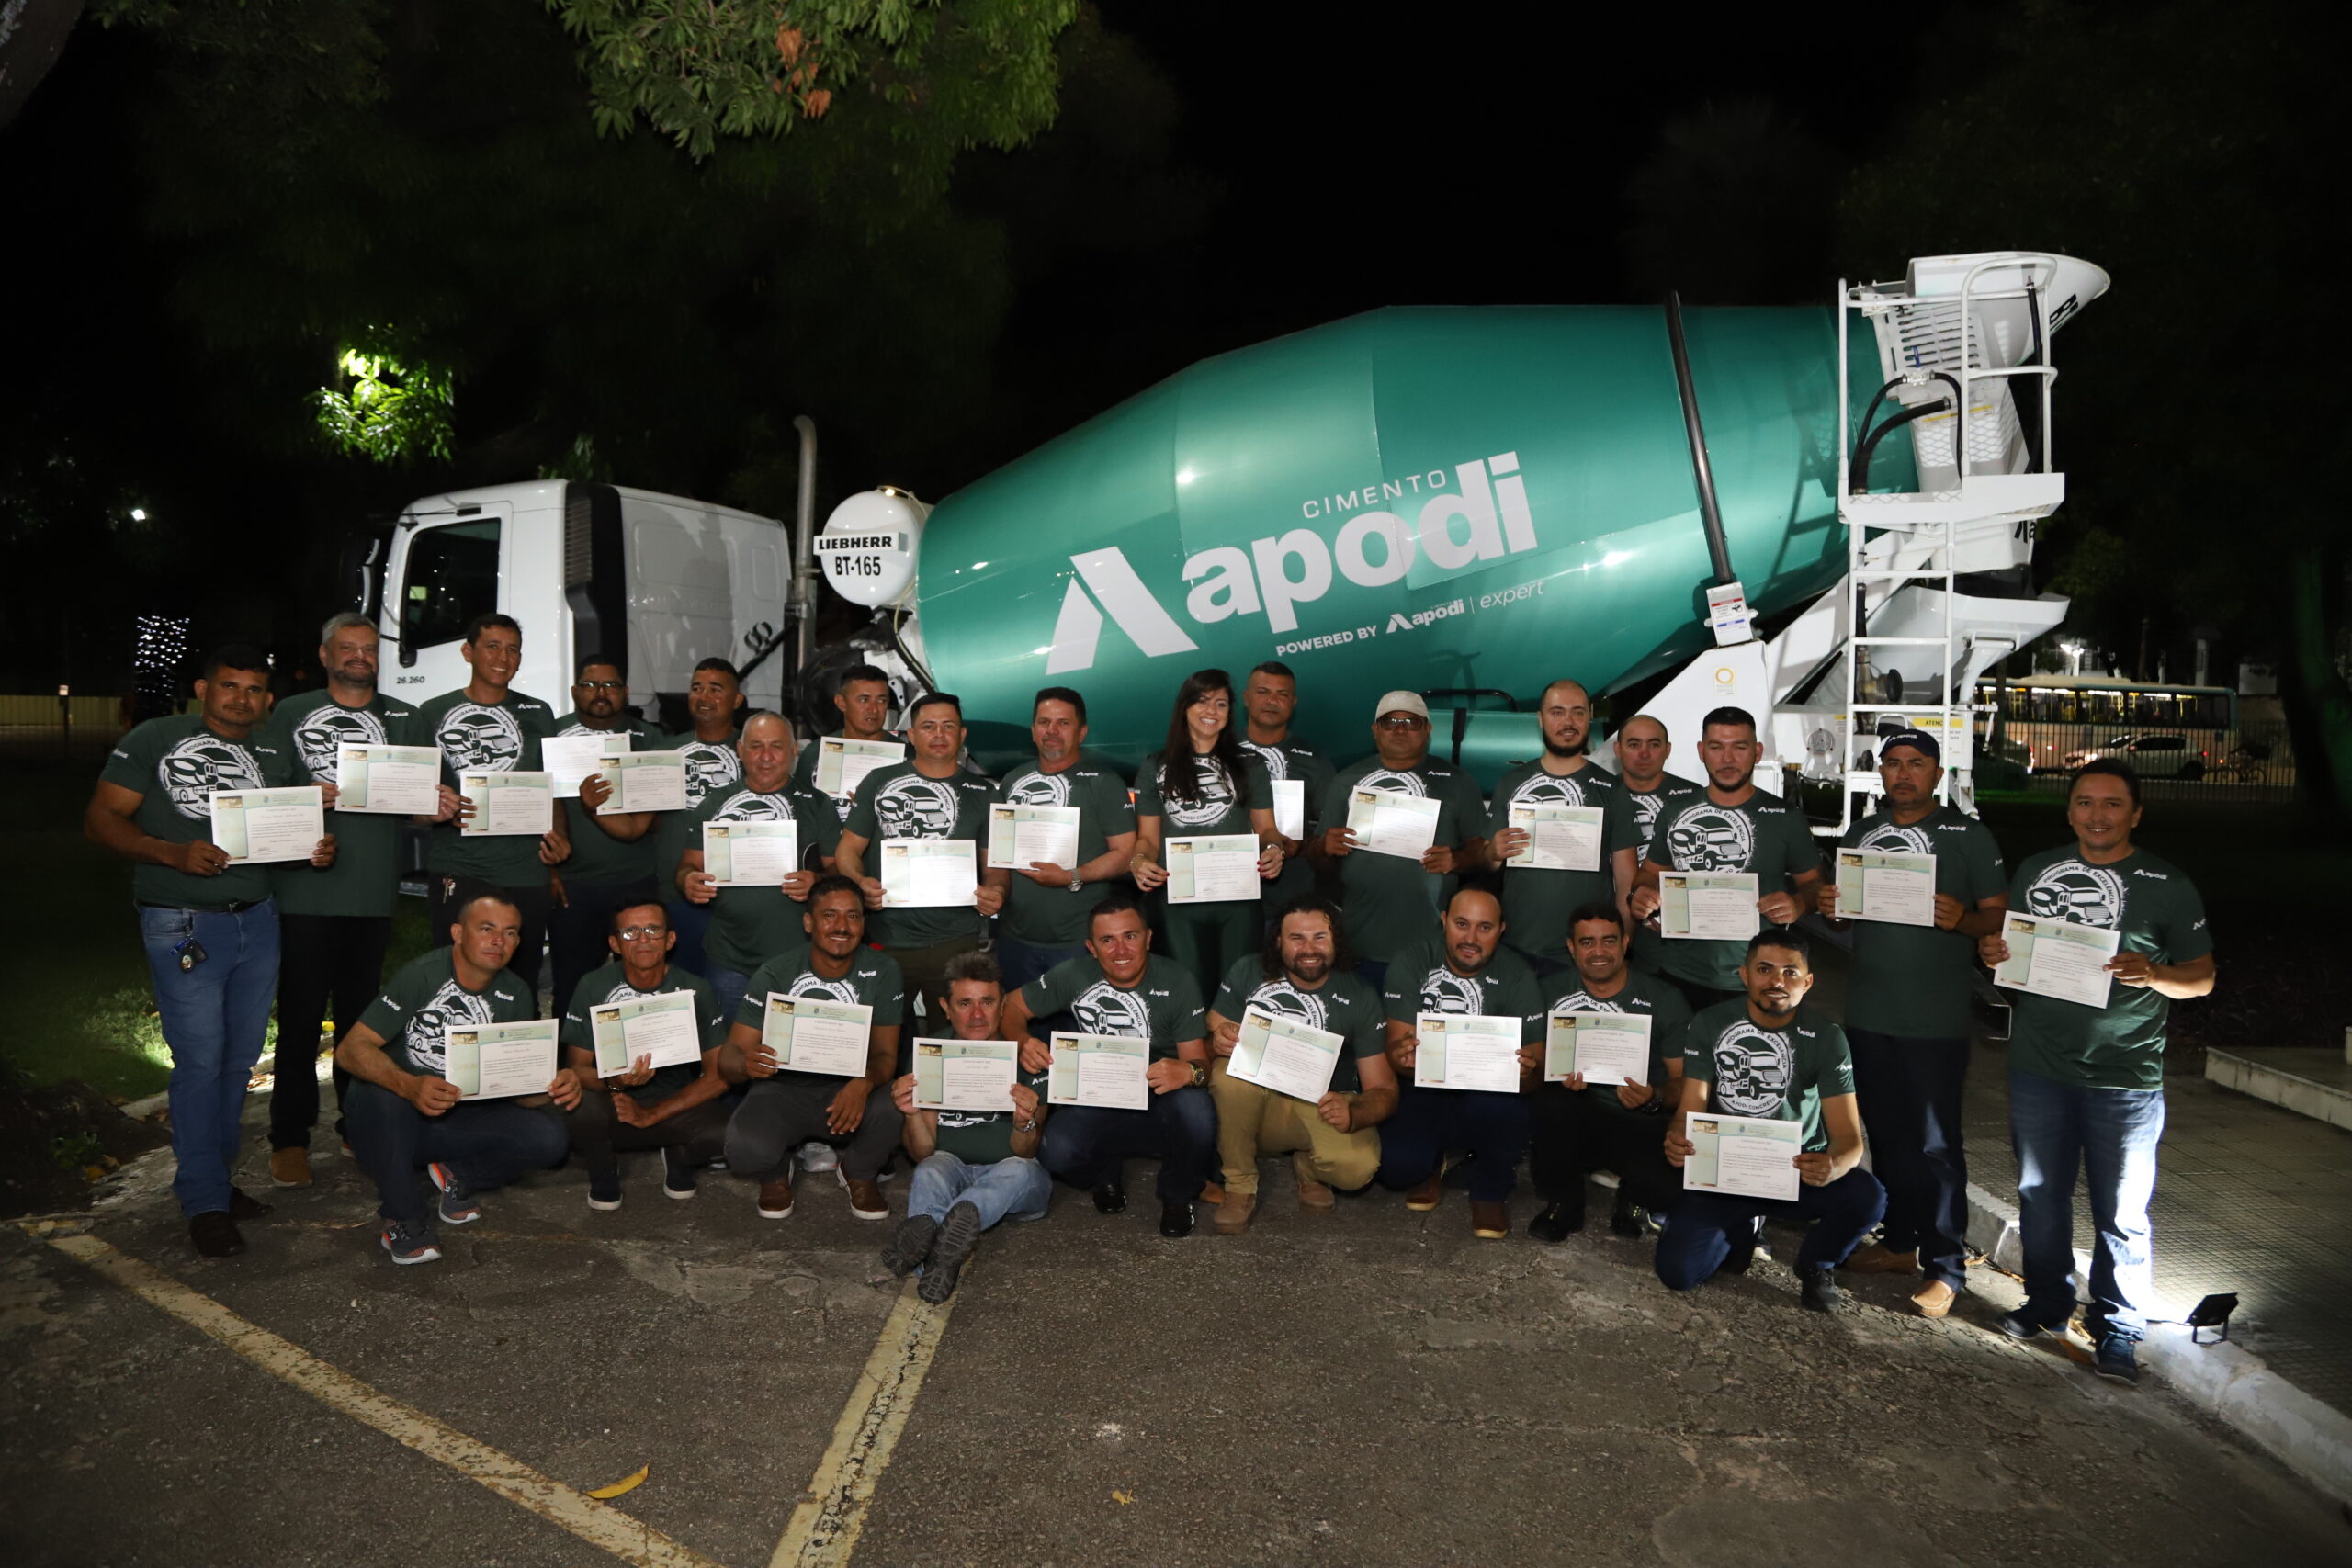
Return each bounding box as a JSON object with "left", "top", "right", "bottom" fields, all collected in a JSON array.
[
  {"left": 1643, "top": 784, "right": 1822, "bottom": 990},
  {"left": 687, "top": 784, "right": 837, "bottom": 976},
  {"left": 101, "top": 715, "right": 296, "bottom": 909},
  {"left": 1380, "top": 933, "right": 1547, "bottom": 1044},
  {"left": 417, "top": 687, "right": 559, "bottom": 886},
  {"left": 560, "top": 960, "right": 725, "bottom": 1103},
  {"left": 929, "top": 1054, "right": 1049, "bottom": 1165},
  {"left": 732, "top": 948, "right": 906, "bottom": 1081},
  {"left": 1681, "top": 1000, "right": 1853, "bottom": 1154},
  {"left": 551, "top": 712, "right": 665, "bottom": 888},
  {"left": 842, "top": 760, "right": 999, "bottom": 949},
  {"left": 650, "top": 727, "right": 745, "bottom": 896},
  {"left": 2004, "top": 845, "right": 2212, "bottom": 1092},
  {"left": 1240, "top": 735, "right": 1335, "bottom": 908},
  {"left": 263, "top": 689, "right": 421, "bottom": 919},
  {"left": 1621, "top": 781, "right": 1674, "bottom": 974},
  {"left": 1839, "top": 806, "right": 2007, "bottom": 1039},
  {"left": 356, "top": 947, "right": 536, "bottom": 1077},
  {"left": 1321, "top": 755, "right": 1489, "bottom": 964},
  {"left": 1211, "top": 954, "right": 1386, "bottom": 1093},
  {"left": 1543, "top": 968, "right": 1693, "bottom": 1121},
  {"left": 996, "top": 753, "right": 1136, "bottom": 946},
  {"left": 1021, "top": 955, "right": 1205, "bottom": 1062},
  {"left": 1487, "top": 758, "right": 1640, "bottom": 966},
  {"left": 1134, "top": 750, "right": 1273, "bottom": 837}
]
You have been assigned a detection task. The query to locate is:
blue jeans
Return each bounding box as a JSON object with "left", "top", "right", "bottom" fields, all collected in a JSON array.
[
  {"left": 908, "top": 1151, "right": 1052, "bottom": 1229},
  {"left": 1376, "top": 1083, "right": 1531, "bottom": 1202},
  {"left": 1656, "top": 1166, "right": 1886, "bottom": 1288},
  {"left": 139, "top": 900, "right": 281, "bottom": 1217},
  {"left": 2008, "top": 1068, "right": 2166, "bottom": 1338},
  {"left": 707, "top": 964, "right": 752, "bottom": 1025},
  {"left": 1039, "top": 1086, "right": 1217, "bottom": 1202},
  {"left": 345, "top": 1079, "right": 571, "bottom": 1226},
  {"left": 995, "top": 934, "right": 1086, "bottom": 996}
]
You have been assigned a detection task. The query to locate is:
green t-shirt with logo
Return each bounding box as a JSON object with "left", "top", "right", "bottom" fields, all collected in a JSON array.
[
  {"left": 263, "top": 689, "right": 421, "bottom": 919},
  {"left": 1621, "top": 781, "right": 1675, "bottom": 974},
  {"left": 1379, "top": 932, "right": 1547, "bottom": 1044},
  {"left": 417, "top": 687, "right": 559, "bottom": 886},
  {"left": 732, "top": 948, "right": 906, "bottom": 1082},
  {"left": 1321, "top": 755, "right": 1489, "bottom": 964},
  {"left": 687, "top": 783, "right": 838, "bottom": 976},
  {"left": 1240, "top": 735, "right": 1335, "bottom": 909},
  {"left": 1644, "top": 784, "right": 1822, "bottom": 991},
  {"left": 1211, "top": 954, "right": 1386, "bottom": 1093},
  {"left": 2003, "top": 845, "right": 2213, "bottom": 1092},
  {"left": 1543, "top": 968, "right": 1693, "bottom": 1122},
  {"left": 1135, "top": 750, "right": 1274, "bottom": 837},
  {"left": 1681, "top": 1000, "right": 1853, "bottom": 1154},
  {"left": 996, "top": 753, "right": 1137, "bottom": 946},
  {"left": 1839, "top": 805, "right": 2008, "bottom": 1039},
  {"left": 551, "top": 712, "right": 665, "bottom": 888},
  {"left": 843, "top": 760, "right": 999, "bottom": 950},
  {"left": 651, "top": 727, "right": 745, "bottom": 896},
  {"left": 1487, "top": 758, "right": 1641, "bottom": 966},
  {"left": 560, "top": 959, "right": 726, "bottom": 1103},
  {"left": 1021, "top": 954, "right": 1205, "bottom": 1062},
  {"left": 356, "top": 947, "right": 537, "bottom": 1077},
  {"left": 100, "top": 715, "right": 297, "bottom": 909},
  {"left": 930, "top": 1056, "right": 1050, "bottom": 1165}
]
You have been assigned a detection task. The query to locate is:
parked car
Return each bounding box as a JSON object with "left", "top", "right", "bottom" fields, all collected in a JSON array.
[{"left": 2061, "top": 732, "right": 2209, "bottom": 779}]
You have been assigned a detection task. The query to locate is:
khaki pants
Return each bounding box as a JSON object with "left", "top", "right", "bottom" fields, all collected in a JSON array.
[{"left": 1209, "top": 1059, "right": 1380, "bottom": 1196}]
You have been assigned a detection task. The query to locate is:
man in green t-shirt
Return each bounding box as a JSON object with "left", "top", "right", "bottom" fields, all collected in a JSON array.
[
  {"left": 883, "top": 949, "right": 1051, "bottom": 1303},
  {"left": 984, "top": 686, "right": 1138, "bottom": 992},
  {"left": 416, "top": 613, "right": 565, "bottom": 991},
  {"left": 1204, "top": 894, "right": 1396, "bottom": 1234},
  {"left": 655, "top": 656, "right": 748, "bottom": 976},
  {"left": 1488, "top": 678, "right": 1641, "bottom": 976},
  {"left": 1002, "top": 895, "right": 1213, "bottom": 1237},
  {"left": 1611, "top": 714, "right": 1676, "bottom": 976},
  {"left": 1658, "top": 930, "right": 1883, "bottom": 1312},
  {"left": 1238, "top": 660, "right": 1335, "bottom": 918},
  {"left": 1816, "top": 728, "right": 2009, "bottom": 1318},
  {"left": 88, "top": 643, "right": 334, "bottom": 1258},
  {"left": 1629, "top": 705, "right": 1822, "bottom": 1010},
  {"left": 1375, "top": 887, "right": 1545, "bottom": 1239},
  {"left": 546, "top": 654, "right": 667, "bottom": 1010},
  {"left": 560, "top": 901, "right": 731, "bottom": 1211},
  {"left": 791, "top": 661, "right": 900, "bottom": 822},
  {"left": 837, "top": 690, "right": 1006, "bottom": 1025},
  {"left": 1977, "top": 759, "right": 2216, "bottom": 1385},
  {"left": 334, "top": 894, "right": 580, "bottom": 1265},
  {"left": 1527, "top": 902, "right": 1690, "bottom": 1243},
  {"left": 1311, "top": 691, "right": 1492, "bottom": 987}
]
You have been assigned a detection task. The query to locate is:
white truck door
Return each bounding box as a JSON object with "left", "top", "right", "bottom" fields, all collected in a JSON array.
[{"left": 382, "top": 505, "right": 511, "bottom": 702}]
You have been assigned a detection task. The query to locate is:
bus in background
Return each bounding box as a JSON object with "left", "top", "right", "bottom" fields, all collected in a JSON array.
[{"left": 1977, "top": 673, "right": 2262, "bottom": 783}]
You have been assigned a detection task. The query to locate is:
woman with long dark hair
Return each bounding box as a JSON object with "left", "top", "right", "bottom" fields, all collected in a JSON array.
[{"left": 1130, "top": 668, "right": 1283, "bottom": 1002}]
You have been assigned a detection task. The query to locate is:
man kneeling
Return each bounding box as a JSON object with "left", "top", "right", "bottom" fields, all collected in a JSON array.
[
  {"left": 883, "top": 951, "right": 1050, "bottom": 1303},
  {"left": 1657, "top": 929, "right": 1883, "bottom": 1310}
]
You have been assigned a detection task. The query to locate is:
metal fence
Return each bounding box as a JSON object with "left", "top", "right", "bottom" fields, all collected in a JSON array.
[
  {"left": 2005, "top": 717, "right": 2298, "bottom": 804},
  {"left": 0, "top": 695, "right": 122, "bottom": 729}
]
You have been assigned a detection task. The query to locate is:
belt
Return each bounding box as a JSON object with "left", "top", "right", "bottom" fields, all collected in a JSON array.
[{"left": 138, "top": 898, "right": 268, "bottom": 915}]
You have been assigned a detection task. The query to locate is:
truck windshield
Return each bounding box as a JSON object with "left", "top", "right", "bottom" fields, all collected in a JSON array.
[{"left": 401, "top": 518, "right": 501, "bottom": 650}]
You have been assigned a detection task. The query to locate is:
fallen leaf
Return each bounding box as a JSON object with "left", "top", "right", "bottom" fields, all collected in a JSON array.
[
  {"left": 590, "top": 1465, "right": 649, "bottom": 1500},
  {"left": 1112, "top": 1489, "right": 1133, "bottom": 1505}
]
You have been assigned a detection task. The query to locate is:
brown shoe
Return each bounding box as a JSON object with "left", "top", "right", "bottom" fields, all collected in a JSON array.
[
  {"left": 1404, "top": 1173, "right": 1442, "bottom": 1212},
  {"left": 1200, "top": 1179, "right": 1227, "bottom": 1206},
  {"left": 842, "top": 1175, "right": 888, "bottom": 1221},
  {"left": 1911, "top": 1279, "right": 1959, "bottom": 1318},
  {"left": 1294, "top": 1156, "right": 1337, "bottom": 1213},
  {"left": 269, "top": 1148, "right": 312, "bottom": 1188},
  {"left": 1212, "top": 1192, "right": 1258, "bottom": 1234},
  {"left": 756, "top": 1176, "right": 795, "bottom": 1219},
  {"left": 1470, "top": 1200, "right": 1510, "bottom": 1239},
  {"left": 1845, "top": 1242, "right": 1918, "bottom": 1274}
]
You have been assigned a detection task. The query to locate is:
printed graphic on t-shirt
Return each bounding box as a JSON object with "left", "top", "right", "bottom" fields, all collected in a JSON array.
[
  {"left": 158, "top": 733, "right": 266, "bottom": 819},
  {"left": 1707, "top": 1021, "right": 1792, "bottom": 1116},
  {"left": 1507, "top": 772, "right": 1601, "bottom": 810},
  {"left": 1414, "top": 966, "right": 1487, "bottom": 1017},
  {"left": 678, "top": 742, "right": 741, "bottom": 805},
  {"left": 711, "top": 788, "right": 796, "bottom": 823},
  {"left": 294, "top": 705, "right": 387, "bottom": 782},
  {"left": 872, "top": 773, "right": 963, "bottom": 838},
  {"left": 1354, "top": 767, "right": 1430, "bottom": 798},
  {"left": 1242, "top": 979, "right": 1331, "bottom": 1032},
  {"left": 1004, "top": 769, "right": 1075, "bottom": 809},
  {"left": 1070, "top": 979, "right": 1151, "bottom": 1038},
  {"left": 1241, "top": 741, "right": 1290, "bottom": 779},
  {"left": 436, "top": 703, "right": 525, "bottom": 773},
  {"left": 1159, "top": 759, "right": 1238, "bottom": 830},
  {"left": 405, "top": 979, "right": 498, "bottom": 1075},
  {"left": 779, "top": 972, "right": 864, "bottom": 1007},
  {"left": 1662, "top": 801, "right": 1757, "bottom": 871},
  {"left": 2024, "top": 860, "right": 2127, "bottom": 929},
  {"left": 1857, "top": 821, "right": 1933, "bottom": 858},
  {"left": 1629, "top": 791, "right": 1667, "bottom": 855}
]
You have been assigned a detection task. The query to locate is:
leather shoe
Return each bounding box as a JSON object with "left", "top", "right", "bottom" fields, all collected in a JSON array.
[
  {"left": 1528, "top": 1201, "right": 1582, "bottom": 1243},
  {"left": 1212, "top": 1193, "right": 1256, "bottom": 1235},
  {"left": 1845, "top": 1241, "right": 1917, "bottom": 1274},
  {"left": 228, "top": 1187, "right": 274, "bottom": 1222},
  {"left": 1159, "top": 1201, "right": 1195, "bottom": 1238},
  {"left": 190, "top": 1211, "right": 244, "bottom": 1258},
  {"left": 1911, "top": 1280, "right": 1959, "bottom": 1318},
  {"left": 268, "top": 1149, "right": 312, "bottom": 1188},
  {"left": 1470, "top": 1200, "right": 1510, "bottom": 1239},
  {"left": 1092, "top": 1178, "right": 1127, "bottom": 1215}
]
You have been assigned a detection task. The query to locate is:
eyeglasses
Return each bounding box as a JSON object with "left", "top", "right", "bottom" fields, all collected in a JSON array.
[
  {"left": 579, "top": 680, "right": 625, "bottom": 692},
  {"left": 1375, "top": 716, "right": 1428, "bottom": 731},
  {"left": 616, "top": 925, "right": 669, "bottom": 941}
]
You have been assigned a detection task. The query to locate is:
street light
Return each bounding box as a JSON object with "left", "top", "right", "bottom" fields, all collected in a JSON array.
[{"left": 130, "top": 507, "right": 147, "bottom": 522}]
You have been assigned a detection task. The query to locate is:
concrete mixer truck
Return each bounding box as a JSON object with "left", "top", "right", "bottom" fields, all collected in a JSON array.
[{"left": 357, "top": 249, "right": 2105, "bottom": 836}]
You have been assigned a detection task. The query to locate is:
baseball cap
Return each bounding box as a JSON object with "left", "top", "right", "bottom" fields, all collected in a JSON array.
[
  {"left": 1374, "top": 690, "right": 1430, "bottom": 722},
  {"left": 1876, "top": 728, "right": 1941, "bottom": 763}
]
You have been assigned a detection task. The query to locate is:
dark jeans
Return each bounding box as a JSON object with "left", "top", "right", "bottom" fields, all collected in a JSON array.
[
  {"left": 1849, "top": 1028, "right": 1973, "bottom": 1289},
  {"left": 665, "top": 898, "right": 713, "bottom": 979},
  {"left": 995, "top": 933, "right": 1086, "bottom": 996},
  {"left": 1655, "top": 1166, "right": 1886, "bottom": 1289},
  {"left": 724, "top": 1076, "right": 903, "bottom": 1182},
  {"left": 568, "top": 1087, "right": 731, "bottom": 1176},
  {"left": 1376, "top": 1083, "right": 1531, "bottom": 1203},
  {"left": 548, "top": 875, "right": 660, "bottom": 1020},
  {"left": 2009, "top": 1068, "right": 2165, "bottom": 1339},
  {"left": 271, "top": 913, "right": 391, "bottom": 1149},
  {"left": 1038, "top": 1086, "right": 1217, "bottom": 1203},
  {"left": 430, "top": 874, "right": 551, "bottom": 992},
  {"left": 1528, "top": 1084, "right": 1680, "bottom": 1216},
  {"left": 345, "top": 1078, "right": 569, "bottom": 1226}
]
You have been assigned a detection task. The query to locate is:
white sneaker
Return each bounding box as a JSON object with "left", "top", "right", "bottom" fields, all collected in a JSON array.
[
  {"left": 797, "top": 1140, "right": 840, "bottom": 1174},
  {"left": 1590, "top": 1169, "right": 1621, "bottom": 1190}
]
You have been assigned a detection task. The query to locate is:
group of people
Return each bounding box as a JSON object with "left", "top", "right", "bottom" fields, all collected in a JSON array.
[{"left": 90, "top": 611, "right": 2216, "bottom": 1379}]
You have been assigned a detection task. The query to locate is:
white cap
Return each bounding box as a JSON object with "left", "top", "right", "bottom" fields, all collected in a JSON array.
[{"left": 1374, "top": 690, "right": 1430, "bottom": 722}]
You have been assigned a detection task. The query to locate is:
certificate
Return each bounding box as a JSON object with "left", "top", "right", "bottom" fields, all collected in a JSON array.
[
  {"left": 1545, "top": 1010, "right": 1652, "bottom": 1088},
  {"left": 987, "top": 804, "right": 1080, "bottom": 871},
  {"left": 1272, "top": 778, "right": 1306, "bottom": 840},
  {"left": 1412, "top": 1012, "right": 1523, "bottom": 1093},
  {"left": 1507, "top": 803, "right": 1605, "bottom": 873},
  {"left": 459, "top": 772, "right": 554, "bottom": 837},
  {"left": 1684, "top": 1112, "right": 1802, "bottom": 1201},
  {"left": 879, "top": 839, "right": 978, "bottom": 908},
  {"left": 209, "top": 786, "right": 324, "bottom": 864},
  {"left": 1837, "top": 849, "right": 1937, "bottom": 927},
  {"left": 334, "top": 744, "right": 440, "bottom": 816},
  {"left": 1346, "top": 787, "right": 1441, "bottom": 861},
  {"left": 444, "top": 1018, "right": 559, "bottom": 1101},
  {"left": 542, "top": 732, "right": 631, "bottom": 798},
  {"left": 1228, "top": 1007, "right": 1344, "bottom": 1104},
  {"left": 1165, "top": 835, "right": 1261, "bottom": 905},
  {"left": 760, "top": 996, "right": 872, "bottom": 1078},
  {"left": 1994, "top": 912, "right": 2121, "bottom": 1009},
  {"left": 596, "top": 750, "right": 689, "bottom": 814},
  {"left": 912, "top": 1038, "right": 1019, "bottom": 1113},
  {"left": 1659, "top": 871, "right": 1759, "bottom": 942},
  {"left": 1046, "top": 1032, "right": 1149, "bottom": 1111},
  {"left": 816, "top": 736, "right": 906, "bottom": 799},
  {"left": 588, "top": 990, "right": 705, "bottom": 1077},
  {"left": 704, "top": 820, "right": 799, "bottom": 886}
]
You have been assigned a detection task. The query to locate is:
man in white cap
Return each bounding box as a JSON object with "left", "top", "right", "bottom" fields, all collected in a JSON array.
[{"left": 1309, "top": 690, "right": 1489, "bottom": 992}]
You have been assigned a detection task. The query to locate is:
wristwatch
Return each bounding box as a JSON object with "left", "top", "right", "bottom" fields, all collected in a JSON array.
[
  {"left": 1068, "top": 870, "right": 1084, "bottom": 892},
  {"left": 1186, "top": 1061, "right": 1207, "bottom": 1088}
]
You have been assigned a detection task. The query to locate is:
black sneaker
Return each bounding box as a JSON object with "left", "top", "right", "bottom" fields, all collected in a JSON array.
[
  {"left": 881, "top": 1214, "right": 940, "bottom": 1279},
  {"left": 1998, "top": 1303, "right": 2066, "bottom": 1340},
  {"left": 189, "top": 1211, "right": 245, "bottom": 1258},
  {"left": 379, "top": 1218, "right": 441, "bottom": 1266},
  {"left": 2094, "top": 1333, "right": 2141, "bottom": 1386},
  {"left": 1159, "top": 1201, "right": 1195, "bottom": 1239},
  {"left": 227, "top": 1187, "right": 274, "bottom": 1223},
  {"left": 1609, "top": 1196, "right": 1643, "bottom": 1239},
  {"left": 662, "top": 1147, "right": 698, "bottom": 1201},
  {"left": 919, "top": 1201, "right": 985, "bottom": 1304},
  {"left": 1721, "top": 1216, "right": 1761, "bottom": 1275},
  {"left": 1092, "top": 1178, "right": 1127, "bottom": 1215},
  {"left": 1799, "top": 1266, "right": 1842, "bottom": 1314},
  {"left": 1528, "top": 1201, "right": 1584, "bottom": 1244}
]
